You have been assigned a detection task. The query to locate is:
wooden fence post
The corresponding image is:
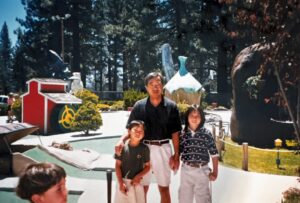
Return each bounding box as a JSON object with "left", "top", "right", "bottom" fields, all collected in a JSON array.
[
  {"left": 216, "top": 135, "right": 222, "bottom": 161},
  {"left": 221, "top": 129, "right": 225, "bottom": 151},
  {"left": 242, "top": 142, "right": 248, "bottom": 171},
  {"left": 212, "top": 124, "right": 216, "bottom": 140},
  {"left": 219, "top": 120, "right": 223, "bottom": 138},
  {"left": 216, "top": 125, "right": 223, "bottom": 161}
]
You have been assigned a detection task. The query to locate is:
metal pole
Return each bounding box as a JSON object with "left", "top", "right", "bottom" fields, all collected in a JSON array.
[
  {"left": 276, "top": 148, "right": 280, "bottom": 168},
  {"left": 106, "top": 169, "right": 112, "bottom": 203}
]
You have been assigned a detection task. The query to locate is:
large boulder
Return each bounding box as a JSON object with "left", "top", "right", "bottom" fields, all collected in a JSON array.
[{"left": 230, "top": 43, "right": 295, "bottom": 147}]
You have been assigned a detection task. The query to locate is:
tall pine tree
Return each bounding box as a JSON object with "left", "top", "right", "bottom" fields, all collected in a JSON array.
[
  {"left": 0, "top": 22, "right": 13, "bottom": 94},
  {"left": 12, "top": 28, "right": 27, "bottom": 92}
]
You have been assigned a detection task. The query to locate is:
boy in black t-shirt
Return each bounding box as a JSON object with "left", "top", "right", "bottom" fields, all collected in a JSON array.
[{"left": 114, "top": 120, "right": 150, "bottom": 203}]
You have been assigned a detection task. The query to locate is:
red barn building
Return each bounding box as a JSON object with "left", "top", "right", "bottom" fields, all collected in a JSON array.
[{"left": 22, "top": 78, "right": 82, "bottom": 134}]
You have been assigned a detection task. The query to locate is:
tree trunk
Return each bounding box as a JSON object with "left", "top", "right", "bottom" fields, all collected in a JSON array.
[
  {"left": 108, "top": 57, "right": 112, "bottom": 91},
  {"left": 173, "top": 0, "right": 184, "bottom": 55},
  {"left": 274, "top": 62, "right": 300, "bottom": 143},
  {"left": 123, "top": 50, "right": 128, "bottom": 91},
  {"left": 85, "top": 129, "right": 89, "bottom": 135},
  {"left": 94, "top": 66, "right": 97, "bottom": 91},
  {"left": 298, "top": 82, "right": 300, "bottom": 139},
  {"left": 217, "top": 41, "right": 228, "bottom": 93},
  {"left": 113, "top": 41, "right": 118, "bottom": 91},
  {"left": 71, "top": 1, "right": 82, "bottom": 82},
  {"left": 99, "top": 56, "right": 103, "bottom": 91}
]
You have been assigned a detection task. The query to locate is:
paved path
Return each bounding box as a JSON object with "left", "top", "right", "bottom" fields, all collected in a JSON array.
[{"left": 1, "top": 111, "right": 299, "bottom": 203}]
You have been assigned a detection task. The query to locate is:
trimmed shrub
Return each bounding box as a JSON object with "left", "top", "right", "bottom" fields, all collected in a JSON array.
[
  {"left": 177, "top": 102, "right": 190, "bottom": 123},
  {"left": 282, "top": 187, "right": 300, "bottom": 203},
  {"left": 123, "top": 89, "right": 147, "bottom": 108},
  {"left": 0, "top": 103, "right": 8, "bottom": 116},
  {"left": 99, "top": 100, "right": 115, "bottom": 106},
  {"left": 72, "top": 89, "right": 102, "bottom": 135},
  {"left": 12, "top": 98, "right": 22, "bottom": 122},
  {"left": 71, "top": 102, "right": 102, "bottom": 135},
  {"left": 285, "top": 139, "right": 299, "bottom": 150},
  {"left": 111, "top": 100, "right": 124, "bottom": 111},
  {"left": 97, "top": 103, "right": 110, "bottom": 111},
  {"left": 75, "top": 89, "right": 99, "bottom": 105}
]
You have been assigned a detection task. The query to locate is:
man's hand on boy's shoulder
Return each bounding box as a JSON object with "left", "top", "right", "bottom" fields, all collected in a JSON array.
[
  {"left": 114, "top": 153, "right": 120, "bottom": 159},
  {"left": 115, "top": 140, "right": 124, "bottom": 156}
]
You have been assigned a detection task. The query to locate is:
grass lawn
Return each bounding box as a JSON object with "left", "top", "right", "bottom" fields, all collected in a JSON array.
[{"left": 221, "top": 138, "right": 300, "bottom": 176}]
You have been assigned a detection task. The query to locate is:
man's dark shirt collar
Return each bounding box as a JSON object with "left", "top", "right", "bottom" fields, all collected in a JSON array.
[{"left": 146, "top": 96, "right": 167, "bottom": 108}]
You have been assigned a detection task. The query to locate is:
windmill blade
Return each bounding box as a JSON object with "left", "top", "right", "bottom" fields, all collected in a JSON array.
[
  {"left": 48, "top": 50, "right": 69, "bottom": 79},
  {"left": 49, "top": 49, "right": 63, "bottom": 62}
]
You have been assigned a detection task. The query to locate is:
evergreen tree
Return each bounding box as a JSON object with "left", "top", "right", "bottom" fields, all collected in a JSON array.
[
  {"left": 71, "top": 101, "right": 102, "bottom": 135},
  {"left": 12, "top": 28, "right": 27, "bottom": 92},
  {"left": 16, "top": 0, "right": 94, "bottom": 83},
  {"left": 17, "top": 0, "right": 58, "bottom": 78},
  {"left": 72, "top": 89, "right": 102, "bottom": 135},
  {"left": 103, "top": 0, "right": 162, "bottom": 90},
  {"left": 76, "top": 0, "right": 95, "bottom": 87},
  {"left": 11, "top": 0, "right": 252, "bottom": 96},
  {"left": 0, "top": 22, "right": 13, "bottom": 94},
  {"left": 229, "top": 0, "right": 300, "bottom": 143},
  {"left": 91, "top": 0, "right": 109, "bottom": 91}
]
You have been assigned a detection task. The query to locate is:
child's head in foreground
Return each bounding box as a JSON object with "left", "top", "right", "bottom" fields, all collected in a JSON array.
[{"left": 16, "top": 162, "right": 67, "bottom": 203}]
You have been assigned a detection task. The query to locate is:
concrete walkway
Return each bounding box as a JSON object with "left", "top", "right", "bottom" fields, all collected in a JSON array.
[{"left": 0, "top": 110, "right": 299, "bottom": 203}]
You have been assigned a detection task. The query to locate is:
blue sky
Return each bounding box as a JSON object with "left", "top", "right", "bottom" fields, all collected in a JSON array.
[{"left": 0, "top": 0, "right": 26, "bottom": 46}]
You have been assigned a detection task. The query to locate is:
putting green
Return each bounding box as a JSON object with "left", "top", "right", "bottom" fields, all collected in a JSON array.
[
  {"left": 0, "top": 137, "right": 119, "bottom": 203},
  {"left": 0, "top": 192, "right": 80, "bottom": 203},
  {"left": 23, "top": 137, "right": 119, "bottom": 179}
]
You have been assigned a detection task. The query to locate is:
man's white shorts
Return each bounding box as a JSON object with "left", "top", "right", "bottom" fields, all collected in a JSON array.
[{"left": 141, "top": 143, "right": 172, "bottom": 187}]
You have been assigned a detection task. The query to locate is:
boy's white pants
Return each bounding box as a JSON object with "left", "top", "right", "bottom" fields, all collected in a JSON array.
[
  {"left": 178, "top": 163, "right": 211, "bottom": 203},
  {"left": 114, "top": 179, "right": 145, "bottom": 203}
]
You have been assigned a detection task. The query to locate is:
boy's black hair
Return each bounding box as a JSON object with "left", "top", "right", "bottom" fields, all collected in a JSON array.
[
  {"left": 183, "top": 104, "right": 205, "bottom": 132},
  {"left": 127, "top": 120, "right": 145, "bottom": 130},
  {"left": 16, "top": 163, "right": 66, "bottom": 201},
  {"left": 144, "top": 72, "right": 164, "bottom": 86}
]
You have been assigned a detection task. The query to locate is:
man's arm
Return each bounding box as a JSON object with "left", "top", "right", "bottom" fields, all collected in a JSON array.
[
  {"left": 170, "top": 131, "right": 180, "bottom": 171},
  {"left": 115, "top": 101, "right": 140, "bottom": 154},
  {"left": 115, "top": 132, "right": 129, "bottom": 155}
]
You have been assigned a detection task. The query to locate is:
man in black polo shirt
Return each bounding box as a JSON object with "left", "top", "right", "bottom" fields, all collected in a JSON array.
[{"left": 115, "top": 72, "right": 182, "bottom": 203}]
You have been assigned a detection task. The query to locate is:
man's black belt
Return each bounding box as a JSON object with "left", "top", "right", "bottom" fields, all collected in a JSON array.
[{"left": 143, "top": 139, "right": 169, "bottom": 146}]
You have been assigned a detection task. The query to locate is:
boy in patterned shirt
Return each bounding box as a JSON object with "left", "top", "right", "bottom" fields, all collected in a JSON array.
[{"left": 179, "top": 105, "right": 219, "bottom": 203}]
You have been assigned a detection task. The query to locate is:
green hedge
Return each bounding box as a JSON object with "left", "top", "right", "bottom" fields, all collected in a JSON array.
[
  {"left": 12, "top": 98, "right": 22, "bottom": 122},
  {"left": 72, "top": 89, "right": 102, "bottom": 135},
  {"left": 123, "top": 89, "right": 147, "bottom": 109},
  {"left": 110, "top": 100, "right": 124, "bottom": 111},
  {"left": 0, "top": 103, "right": 8, "bottom": 116}
]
